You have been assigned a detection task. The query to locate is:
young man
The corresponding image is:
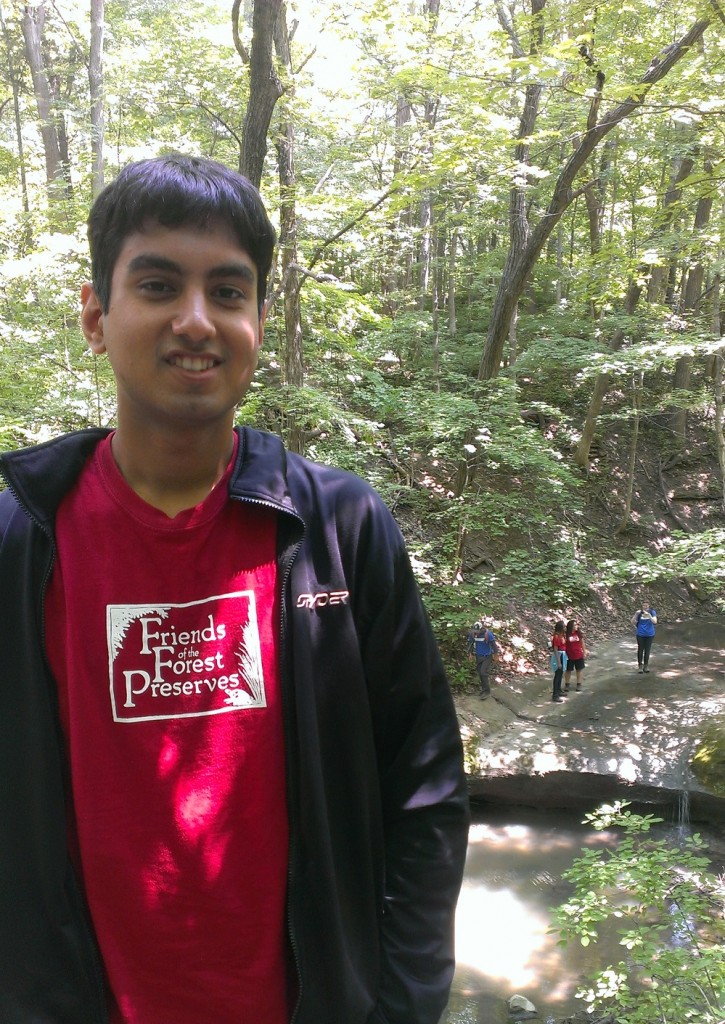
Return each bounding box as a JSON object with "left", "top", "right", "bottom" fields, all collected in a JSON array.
[{"left": 0, "top": 155, "right": 469, "bottom": 1024}]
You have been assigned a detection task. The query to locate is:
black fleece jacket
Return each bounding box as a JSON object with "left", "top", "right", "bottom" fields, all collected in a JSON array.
[{"left": 0, "top": 426, "right": 469, "bottom": 1024}]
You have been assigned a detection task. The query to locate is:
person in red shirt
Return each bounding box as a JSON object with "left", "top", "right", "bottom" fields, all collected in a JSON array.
[
  {"left": 564, "top": 618, "right": 587, "bottom": 692},
  {"left": 0, "top": 155, "right": 469, "bottom": 1024},
  {"left": 550, "top": 620, "right": 567, "bottom": 702}
]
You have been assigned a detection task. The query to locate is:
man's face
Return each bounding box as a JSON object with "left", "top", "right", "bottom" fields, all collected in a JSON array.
[{"left": 81, "top": 220, "right": 265, "bottom": 433}]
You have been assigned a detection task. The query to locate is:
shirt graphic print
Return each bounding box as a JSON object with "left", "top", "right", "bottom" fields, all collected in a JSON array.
[{"left": 109, "top": 591, "right": 266, "bottom": 723}]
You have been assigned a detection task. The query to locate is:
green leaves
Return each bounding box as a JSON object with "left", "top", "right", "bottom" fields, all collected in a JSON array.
[
  {"left": 553, "top": 801, "right": 725, "bottom": 1024},
  {"left": 602, "top": 530, "right": 725, "bottom": 606}
]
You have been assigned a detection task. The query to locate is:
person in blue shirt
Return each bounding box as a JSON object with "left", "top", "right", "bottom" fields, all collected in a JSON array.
[
  {"left": 466, "top": 620, "right": 499, "bottom": 699},
  {"left": 631, "top": 601, "right": 657, "bottom": 673}
]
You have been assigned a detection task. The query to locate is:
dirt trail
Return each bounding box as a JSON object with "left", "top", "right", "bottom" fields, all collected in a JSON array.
[{"left": 459, "top": 618, "right": 725, "bottom": 803}]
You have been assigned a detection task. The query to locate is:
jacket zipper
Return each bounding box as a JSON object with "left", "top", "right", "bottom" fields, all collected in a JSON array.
[{"left": 230, "top": 491, "right": 305, "bottom": 1023}]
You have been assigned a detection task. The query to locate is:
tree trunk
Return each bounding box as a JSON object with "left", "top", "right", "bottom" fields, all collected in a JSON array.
[
  {"left": 21, "top": 3, "right": 65, "bottom": 191},
  {"left": 273, "top": 2, "right": 304, "bottom": 454},
  {"left": 432, "top": 224, "right": 445, "bottom": 385},
  {"left": 448, "top": 225, "right": 459, "bottom": 337},
  {"left": 615, "top": 372, "right": 643, "bottom": 533},
  {"left": 382, "top": 94, "right": 412, "bottom": 311},
  {"left": 647, "top": 133, "right": 695, "bottom": 304},
  {"left": 0, "top": 0, "right": 32, "bottom": 245},
  {"left": 418, "top": 195, "right": 432, "bottom": 311},
  {"left": 670, "top": 160, "right": 714, "bottom": 439},
  {"left": 235, "top": 0, "right": 284, "bottom": 188},
  {"left": 713, "top": 274, "right": 725, "bottom": 510},
  {"left": 416, "top": 0, "right": 440, "bottom": 313},
  {"left": 575, "top": 278, "right": 642, "bottom": 469},
  {"left": 508, "top": 302, "right": 518, "bottom": 366},
  {"left": 89, "top": 0, "right": 105, "bottom": 196}
]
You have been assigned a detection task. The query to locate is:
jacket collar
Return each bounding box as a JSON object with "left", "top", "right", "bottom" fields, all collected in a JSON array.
[
  {"left": 0, "top": 426, "right": 300, "bottom": 529},
  {"left": 231, "top": 427, "right": 298, "bottom": 518},
  {"left": 0, "top": 428, "right": 110, "bottom": 532}
]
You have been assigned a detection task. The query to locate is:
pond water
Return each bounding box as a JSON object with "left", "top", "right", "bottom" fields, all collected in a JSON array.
[{"left": 443, "top": 806, "right": 724, "bottom": 1024}]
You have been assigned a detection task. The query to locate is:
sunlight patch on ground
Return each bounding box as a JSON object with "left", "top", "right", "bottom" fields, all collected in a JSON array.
[
  {"left": 699, "top": 698, "right": 725, "bottom": 712},
  {"left": 455, "top": 881, "right": 549, "bottom": 986},
  {"left": 471, "top": 738, "right": 568, "bottom": 773},
  {"left": 531, "top": 748, "right": 569, "bottom": 773},
  {"left": 607, "top": 756, "right": 639, "bottom": 781},
  {"left": 624, "top": 743, "right": 643, "bottom": 761}
]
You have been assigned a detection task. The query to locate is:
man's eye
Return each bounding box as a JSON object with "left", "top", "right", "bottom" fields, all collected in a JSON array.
[
  {"left": 140, "top": 279, "right": 173, "bottom": 294},
  {"left": 215, "top": 285, "right": 245, "bottom": 301}
]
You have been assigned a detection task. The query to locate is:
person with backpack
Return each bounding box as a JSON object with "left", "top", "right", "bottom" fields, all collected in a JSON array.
[
  {"left": 467, "top": 620, "right": 499, "bottom": 699},
  {"left": 632, "top": 601, "right": 657, "bottom": 673}
]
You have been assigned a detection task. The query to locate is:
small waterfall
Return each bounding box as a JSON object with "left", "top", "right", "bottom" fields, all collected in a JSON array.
[{"left": 676, "top": 786, "right": 690, "bottom": 834}]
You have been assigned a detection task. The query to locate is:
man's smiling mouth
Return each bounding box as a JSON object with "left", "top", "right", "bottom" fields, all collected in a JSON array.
[{"left": 169, "top": 355, "right": 219, "bottom": 372}]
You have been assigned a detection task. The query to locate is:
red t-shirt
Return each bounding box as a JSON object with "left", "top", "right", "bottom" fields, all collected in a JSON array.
[
  {"left": 45, "top": 433, "right": 290, "bottom": 1024},
  {"left": 552, "top": 633, "right": 566, "bottom": 662},
  {"left": 566, "top": 630, "right": 585, "bottom": 661}
]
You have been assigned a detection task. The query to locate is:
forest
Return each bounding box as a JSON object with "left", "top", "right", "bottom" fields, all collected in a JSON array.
[{"left": 1, "top": 0, "right": 724, "bottom": 682}]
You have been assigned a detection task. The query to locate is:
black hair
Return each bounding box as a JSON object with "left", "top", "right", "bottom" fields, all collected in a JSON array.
[
  {"left": 554, "top": 619, "right": 565, "bottom": 633},
  {"left": 87, "top": 153, "right": 276, "bottom": 314},
  {"left": 566, "top": 619, "right": 581, "bottom": 638}
]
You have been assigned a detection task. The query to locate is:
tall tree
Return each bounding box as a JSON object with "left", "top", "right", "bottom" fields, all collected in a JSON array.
[
  {"left": 0, "top": 0, "right": 31, "bottom": 243},
  {"left": 89, "top": 0, "right": 104, "bottom": 196},
  {"left": 232, "top": 0, "right": 284, "bottom": 188},
  {"left": 20, "top": 1, "right": 72, "bottom": 197},
  {"left": 273, "top": 1, "right": 304, "bottom": 453},
  {"left": 477, "top": 12, "right": 711, "bottom": 381}
]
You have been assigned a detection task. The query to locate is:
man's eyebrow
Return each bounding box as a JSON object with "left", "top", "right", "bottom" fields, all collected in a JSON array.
[
  {"left": 126, "top": 254, "right": 182, "bottom": 275},
  {"left": 210, "top": 262, "right": 257, "bottom": 284},
  {"left": 125, "top": 254, "right": 256, "bottom": 283}
]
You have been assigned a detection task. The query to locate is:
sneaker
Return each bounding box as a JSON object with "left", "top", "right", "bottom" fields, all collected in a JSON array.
[
  {"left": 643, "top": 668, "right": 650, "bottom": 674},
  {"left": 576, "top": 684, "right": 582, "bottom": 691},
  {"left": 563, "top": 685, "right": 570, "bottom": 693},
  {"left": 480, "top": 692, "right": 490, "bottom": 700},
  {"left": 552, "top": 697, "right": 564, "bottom": 703}
]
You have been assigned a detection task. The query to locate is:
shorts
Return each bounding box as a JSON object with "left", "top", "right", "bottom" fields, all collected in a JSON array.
[{"left": 567, "top": 657, "right": 585, "bottom": 671}]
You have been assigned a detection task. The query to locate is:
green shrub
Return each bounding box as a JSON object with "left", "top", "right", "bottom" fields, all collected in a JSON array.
[{"left": 553, "top": 802, "right": 725, "bottom": 1024}]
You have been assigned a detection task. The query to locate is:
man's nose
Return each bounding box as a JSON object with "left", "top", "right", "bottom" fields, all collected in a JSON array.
[{"left": 171, "top": 291, "right": 214, "bottom": 341}]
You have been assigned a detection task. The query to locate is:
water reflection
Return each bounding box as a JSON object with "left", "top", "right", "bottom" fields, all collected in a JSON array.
[{"left": 444, "top": 809, "right": 641, "bottom": 1024}]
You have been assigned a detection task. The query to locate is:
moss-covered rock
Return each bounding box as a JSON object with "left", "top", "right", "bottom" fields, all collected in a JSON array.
[{"left": 692, "top": 718, "right": 725, "bottom": 797}]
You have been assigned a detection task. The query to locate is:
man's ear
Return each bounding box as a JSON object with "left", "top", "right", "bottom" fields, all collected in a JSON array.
[{"left": 80, "top": 282, "right": 105, "bottom": 354}]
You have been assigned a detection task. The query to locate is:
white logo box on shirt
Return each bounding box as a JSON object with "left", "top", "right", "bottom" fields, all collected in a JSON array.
[{"left": 107, "top": 591, "right": 266, "bottom": 723}]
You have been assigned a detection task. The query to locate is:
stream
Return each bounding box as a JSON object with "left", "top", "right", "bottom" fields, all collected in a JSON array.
[{"left": 444, "top": 806, "right": 724, "bottom": 1024}]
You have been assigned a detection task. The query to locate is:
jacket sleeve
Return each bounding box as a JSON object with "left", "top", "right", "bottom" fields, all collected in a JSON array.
[{"left": 358, "top": 507, "right": 470, "bottom": 1024}]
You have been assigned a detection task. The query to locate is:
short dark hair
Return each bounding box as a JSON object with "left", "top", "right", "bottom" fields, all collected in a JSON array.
[{"left": 87, "top": 153, "right": 276, "bottom": 314}]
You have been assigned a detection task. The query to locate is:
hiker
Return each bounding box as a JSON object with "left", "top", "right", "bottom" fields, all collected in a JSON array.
[
  {"left": 550, "top": 619, "right": 568, "bottom": 702},
  {"left": 467, "top": 619, "right": 499, "bottom": 698},
  {"left": 564, "top": 618, "right": 587, "bottom": 692},
  {"left": 0, "top": 154, "right": 469, "bottom": 1024},
  {"left": 632, "top": 601, "right": 657, "bottom": 673}
]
